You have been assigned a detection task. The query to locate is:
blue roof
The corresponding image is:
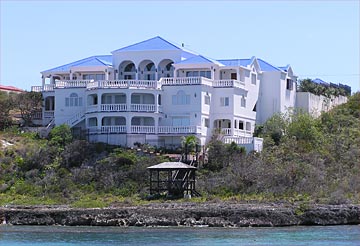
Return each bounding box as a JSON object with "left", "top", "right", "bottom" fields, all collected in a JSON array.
[
  {"left": 278, "top": 65, "right": 290, "bottom": 72},
  {"left": 312, "top": 78, "right": 329, "bottom": 85},
  {"left": 175, "top": 55, "right": 224, "bottom": 66},
  {"left": 257, "top": 59, "right": 282, "bottom": 72},
  {"left": 113, "top": 36, "right": 183, "bottom": 52},
  {"left": 42, "top": 55, "right": 112, "bottom": 73},
  {"left": 217, "top": 59, "right": 252, "bottom": 67}
]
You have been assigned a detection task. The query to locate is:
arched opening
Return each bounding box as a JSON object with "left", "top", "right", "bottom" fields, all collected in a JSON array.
[
  {"left": 119, "top": 60, "right": 136, "bottom": 80},
  {"left": 44, "top": 96, "right": 55, "bottom": 111},
  {"left": 138, "top": 60, "right": 156, "bottom": 80},
  {"left": 102, "top": 116, "right": 126, "bottom": 126},
  {"left": 158, "top": 59, "right": 174, "bottom": 79},
  {"left": 88, "top": 117, "right": 98, "bottom": 127}
]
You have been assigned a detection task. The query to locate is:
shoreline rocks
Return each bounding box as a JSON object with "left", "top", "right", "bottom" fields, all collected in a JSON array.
[{"left": 0, "top": 202, "right": 359, "bottom": 227}]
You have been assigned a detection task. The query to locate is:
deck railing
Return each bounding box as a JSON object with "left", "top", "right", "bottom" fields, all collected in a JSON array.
[
  {"left": 213, "top": 79, "right": 245, "bottom": 88},
  {"left": 130, "top": 104, "right": 156, "bottom": 112},
  {"left": 221, "top": 128, "right": 252, "bottom": 137},
  {"left": 31, "top": 84, "right": 55, "bottom": 92},
  {"left": 55, "top": 80, "right": 91, "bottom": 88},
  {"left": 158, "top": 126, "right": 199, "bottom": 134},
  {"left": 87, "top": 80, "right": 158, "bottom": 89},
  {"left": 223, "top": 136, "right": 253, "bottom": 144},
  {"left": 44, "top": 111, "right": 54, "bottom": 118},
  {"left": 101, "top": 104, "right": 127, "bottom": 112},
  {"left": 101, "top": 125, "right": 126, "bottom": 133},
  {"left": 131, "top": 126, "right": 156, "bottom": 134},
  {"left": 160, "top": 77, "right": 213, "bottom": 86}
]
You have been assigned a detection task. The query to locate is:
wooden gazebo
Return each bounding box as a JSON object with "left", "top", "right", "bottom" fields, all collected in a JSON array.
[{"left": 147, "top": 162, "right": 199, "bottom": 197}]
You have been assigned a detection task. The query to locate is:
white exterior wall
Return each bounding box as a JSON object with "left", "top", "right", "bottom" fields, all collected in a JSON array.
[
  {"left": 257, "top": 71, "right": 282, "bottom": 124},
  {"left": 54, "top": 88, "right": 86, "bottom": 126},
  {"left": 296, "top": 92, "right": 348, "bottom": 117}
]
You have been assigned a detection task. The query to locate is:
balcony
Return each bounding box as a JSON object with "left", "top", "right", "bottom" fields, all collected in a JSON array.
[
  {"left": 160, "top": 77, "right": 213, "bottom": 86},
  {"left": 87, "top": 80, "right": 158, "bottom": 90},
  {"left": 31, "top": 84, "right": 54, "bottom": 92},
  {"left": 44, "top": 111, "right": 54, "bottom": 118},
  {"left": 221, "top": 128, "right": 252, "bottom": 137},
  {"left": 87, "top": 125, "right": 202, "bottom": 135},
  {"left": 101, "top": 104, "right": 127, "bottom": 112},
  {"left": 55, "top": 80, "right": 91, "bottom": 88},
  {"left": 86, "top": 104, "right": 161, "bottom": 113},
  {"left": 100, "top": 126, "right": 126, "bottom": 134},
  {"left": 131, "top": 126, "right": 156, "bottom": 134},
  {"left": 213, "top": 80, "right": 245, "bottom": 88},
  {"left": 158, "top": 126, "right": 201, "bottom": 134}
]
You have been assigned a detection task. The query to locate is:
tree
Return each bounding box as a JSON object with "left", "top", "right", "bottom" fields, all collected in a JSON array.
[
  {"left": 48, "top": 124, "right": 73, "bottom": 148},
  {"left": 0, "top": 91, "right": 14, "bottom": 129},
  {"left": 181, "top": 135, "right": 198, "bottom": 161},
  {"left": 13, "top": 92, "right": 42, "bottom": 126}
]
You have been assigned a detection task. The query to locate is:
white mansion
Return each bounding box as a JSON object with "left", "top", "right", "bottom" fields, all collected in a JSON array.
[{"left": 31, "top": 36, "right": 347, "bottom": 151}]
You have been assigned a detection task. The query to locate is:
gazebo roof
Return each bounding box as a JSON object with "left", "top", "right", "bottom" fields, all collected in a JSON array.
[{"left": 147, "top": 162, "right": 197, "bottom": 170}]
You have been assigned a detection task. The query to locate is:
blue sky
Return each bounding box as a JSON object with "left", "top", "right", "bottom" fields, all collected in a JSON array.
[{"left": 1, "top": 1, "right": 359, "bottom": 92}]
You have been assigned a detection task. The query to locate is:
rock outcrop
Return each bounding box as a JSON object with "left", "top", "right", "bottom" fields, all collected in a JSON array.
[{"left": 1, "top": 202, "right": 359, "bottom": 227}]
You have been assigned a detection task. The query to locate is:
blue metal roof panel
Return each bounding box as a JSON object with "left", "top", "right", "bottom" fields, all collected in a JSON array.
[
  {"left": 278, "top": 65, "right": 290, "bottom": 71},
  {"left": 217, "top": 59, "right": 252, "bottom": 67},
  {"left": 42, "top": 55, "right": 112, "bottom": 73},
  {"left": 257, "top": 59, "right": 282, "bottom": 72},
  {"left": 175, "top": 55, "right": 224, "bottom": 66},
  {"left": 113, "top": 36, "right": 181, "bottom": 52}
]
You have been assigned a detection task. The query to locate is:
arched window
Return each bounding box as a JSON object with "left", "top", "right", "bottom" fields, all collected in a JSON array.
[
  {"left": 124, "top": 63, "right": 135, "bottom": 72},
  {"left": 145, "top": 63, "right": 155, "bottom": 71},
  {"left": 172, "top": 90, "right": 190, "bottom": 105},
  {"left": 65, "top": 93, "right": 82, "bottom": 107}
]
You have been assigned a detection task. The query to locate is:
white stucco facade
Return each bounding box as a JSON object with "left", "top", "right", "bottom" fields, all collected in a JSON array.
[{"left": 31, "top": 36, "right": 349, "bottom": 151}]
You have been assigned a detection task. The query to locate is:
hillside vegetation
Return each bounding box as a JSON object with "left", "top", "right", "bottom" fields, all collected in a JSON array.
[{"left": 0, "top": 93, "right": 359, "bottom": 207}]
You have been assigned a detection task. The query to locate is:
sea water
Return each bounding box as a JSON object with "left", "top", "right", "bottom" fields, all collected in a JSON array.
[{"left": 0, "top": 225, "right": 359, "bottom": 246}]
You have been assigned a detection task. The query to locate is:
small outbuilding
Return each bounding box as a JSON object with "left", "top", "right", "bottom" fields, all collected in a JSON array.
[{"left": 147, "top": 162, "right": 199, "bottom": 198}]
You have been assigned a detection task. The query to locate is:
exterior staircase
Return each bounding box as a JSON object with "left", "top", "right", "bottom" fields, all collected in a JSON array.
[{"left": 65, "top": 110, "right": 85, "bottom": 128}]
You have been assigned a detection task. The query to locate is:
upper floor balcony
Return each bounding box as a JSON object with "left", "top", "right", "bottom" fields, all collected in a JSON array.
[
  {"left": 31, "top": 84, "right": 55, "bottom": 92},
  {"left": 160, "top": 77, "right": 245, "bottom": 89},
  {"left": 87, "top": 80, "right": 159, "bottom": 90}
]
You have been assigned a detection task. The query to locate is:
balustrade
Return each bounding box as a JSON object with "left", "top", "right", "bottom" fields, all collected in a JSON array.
[
  {"left": 101, "top": 125, "right": 126, "bottom": 133},
  {"left": 131, "top": 126, "right": 155, "bottom": 134},
  {"left": 100, "top": 104, "right": 127, "bottom": 112}
]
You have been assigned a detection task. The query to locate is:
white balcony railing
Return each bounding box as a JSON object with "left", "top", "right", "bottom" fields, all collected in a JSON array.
[
  {"left": 131, "top": 126, "right": 155, "bottom": 134},
  {"left": 101, "top": 104, "right": 127, "bottom": 112},
  {"left": 87, "top": 80, "right": 158, "bottom": 89},
  {"left": 221, "top": 128, "right": 252, "bottom": 137},
  {"left": 101, "top": 126, "right": 126, "bottom": 133},
  {"left": 161, "top": 77, "right": 213, "bottom": 86},
  {"left": 158, "top": 126, "right": 200, "bottom": 134},
  {"left": 87, "top": 125, "right": 203, "bottom": 134},
  {"left": 223, "top": 136, "right": 254, "bottom": 145},
  {"left": 31, "top": 84, "right": 55, "bottom": 92},
  {"left": 213, "top": 80, "right": 245, "bottom": 88},
  {"left": 44, "top": 111, "right": 54, "bottom": 118},
  {"left": 55, "top": 80, "right": 91, "bottom": 88},
  {"left": 130, "top": 104, "right": 156, "bottom": 112}
]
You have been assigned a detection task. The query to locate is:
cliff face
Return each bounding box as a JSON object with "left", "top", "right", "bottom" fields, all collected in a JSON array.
[{"left": 1, "top": 203, "right": 359, "bottom": 227}]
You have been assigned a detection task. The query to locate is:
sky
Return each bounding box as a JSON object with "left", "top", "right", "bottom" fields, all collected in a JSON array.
[{"left": 1, "top": 1, "right": 359, "bottom": 92}]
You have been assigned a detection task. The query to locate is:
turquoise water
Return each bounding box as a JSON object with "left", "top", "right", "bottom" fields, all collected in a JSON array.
[{"left": 0, "top": 225, "right": 359, "bottom": 246}]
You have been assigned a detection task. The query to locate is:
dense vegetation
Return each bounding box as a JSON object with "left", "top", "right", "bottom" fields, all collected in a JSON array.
[
  {"left": 0, "top": 92, "right": 359, "bottom": 207},
  {"left": 298, "top": 78, "right": 350, "bottom": 97}
]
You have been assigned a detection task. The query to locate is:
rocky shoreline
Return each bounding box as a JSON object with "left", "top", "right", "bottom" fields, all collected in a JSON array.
[{"left": 0, "top": 202, "right": 359, "bottom": 227}]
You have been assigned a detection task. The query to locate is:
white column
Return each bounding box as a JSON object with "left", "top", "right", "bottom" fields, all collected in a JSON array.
[
  {"left": 237, "top": 68, "right": 240, "bottom": 81},
  {"left": 105, "top": 71, "right": 109, "bottom": 80},
  {"left": 154, "top": 116, "right": 159, "bottom": 134},
  {"left": 42, "top": 76, "right": 45, "bottom": 87},
  {"left": 155, "top": 93, "right": 159, "bottom": 113}
]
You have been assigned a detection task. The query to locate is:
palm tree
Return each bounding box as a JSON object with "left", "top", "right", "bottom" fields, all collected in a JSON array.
[{"left": 181, "top": 135, "right": 198, "bottom": 162}]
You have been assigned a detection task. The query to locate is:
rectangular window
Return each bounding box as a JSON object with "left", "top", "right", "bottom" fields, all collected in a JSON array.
[
  {"left": 241, "top": 95, "right": 246, "bottom": 107},
  {"left": 204, "top": 118, "right": 209, "bottom": 127},
  {"left": 239, "top": 121, "right": 244, "bottom": 130},
  {"left": 231, "top": 73, "right": 237, "bottom": 80},
  {"left": 246, "top": 122, "right": 251, "bottom": 131},
  {"left": 286, "top": 79, "right": 293, "bottom": 90},
  {"left": 172, "top": 117, "right": 190, "bottom": 126},
  {"left": 65, "top": 98, "right": 69, "bottom": 107},
  {"left": 251, "top": 73, "right": 257, "bottom": 85},
  {"left": 220, "top": 97, "right": 229, "bottom": 106},
  {"left": 186, "top": 70, "right": 211, "bottom": 79},
  {"left": 204, "top": 94, "right": 210, "bottom": 105}
]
